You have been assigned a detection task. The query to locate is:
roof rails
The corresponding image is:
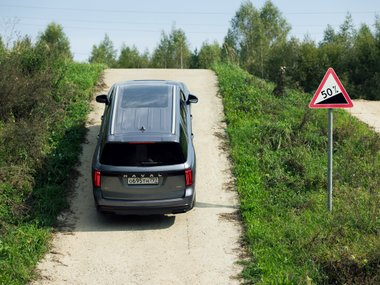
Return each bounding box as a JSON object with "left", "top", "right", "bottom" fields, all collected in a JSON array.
[{"left": 107, "top": 82, "right": 180, "bottom": 143}]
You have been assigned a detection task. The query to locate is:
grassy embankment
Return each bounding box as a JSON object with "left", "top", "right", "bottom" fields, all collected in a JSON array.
[
  {"left": 214, "top": 64, "right": 379, "bottom": 284},
  {"left": 0, "top": 62, "right": 104, "bottom": 284}
]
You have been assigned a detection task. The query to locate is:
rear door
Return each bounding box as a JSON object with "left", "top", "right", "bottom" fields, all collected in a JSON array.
[
  {"left": 100, "top": 166, "right": 186, "bottom": 201},
  {"left": 99, "top": 142, "right": 187, "bottom": 201}
]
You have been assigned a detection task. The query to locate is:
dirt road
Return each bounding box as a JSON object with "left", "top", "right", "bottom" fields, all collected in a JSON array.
[
  {"left": 33, "top": 69, "right": 242, "bottom": 285},
  {"left": 346, "top": 99, "right": 380, "bottom": 133}
]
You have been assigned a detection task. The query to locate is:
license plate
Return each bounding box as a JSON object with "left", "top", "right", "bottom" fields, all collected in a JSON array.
[{"left": 127, "top": 177, "right": 159, "bottom": 185}]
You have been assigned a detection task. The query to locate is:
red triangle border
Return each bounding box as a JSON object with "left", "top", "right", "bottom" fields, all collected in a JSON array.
[{"left": 309, "top": 68, "right": 353, "bottom": 108}]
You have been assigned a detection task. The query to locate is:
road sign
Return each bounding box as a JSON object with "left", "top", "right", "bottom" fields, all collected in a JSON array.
[
  {"left": 309, "top": 68, "right": 354, "bottom": 212},
  {"left": 309, "top": 68, "right": 353, "bottom": 108}
]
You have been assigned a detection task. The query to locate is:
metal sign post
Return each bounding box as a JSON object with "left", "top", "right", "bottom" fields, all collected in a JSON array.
[
  {"left": 309, "top": 68, "right": 353, "bottom": 212},
  {"left": 327, "top": 109, "right": 333, "bottom": 212}
]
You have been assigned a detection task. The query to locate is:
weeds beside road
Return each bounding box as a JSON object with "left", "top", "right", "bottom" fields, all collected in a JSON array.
[
  {"left": 214, "top": 64, "right": 380, "bottom": 284},
  {"left": 0, "top": 43, "right": 103, "bottom": 284}
]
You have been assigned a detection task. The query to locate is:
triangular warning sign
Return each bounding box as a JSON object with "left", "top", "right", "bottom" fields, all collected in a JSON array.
[{"left": 309, "top": 68, "right": 353, "bottom": 108}]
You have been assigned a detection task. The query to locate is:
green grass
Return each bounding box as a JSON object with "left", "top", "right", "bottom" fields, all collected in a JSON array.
[
  {"left": 0, "top": 62, "right": 104, "bottom": 284},
  {"left": 213, "top": 63, "right": 380, "bottom": 284}
]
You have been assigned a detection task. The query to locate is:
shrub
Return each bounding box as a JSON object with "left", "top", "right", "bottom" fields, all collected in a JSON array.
[{"left": 0, "top": 36, "right": 104, "bottom": 283}]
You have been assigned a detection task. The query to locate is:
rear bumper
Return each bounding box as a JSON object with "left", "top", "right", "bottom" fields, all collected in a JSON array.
[{"left": 93, "top": 189, "right": 195, "bottom": 215}]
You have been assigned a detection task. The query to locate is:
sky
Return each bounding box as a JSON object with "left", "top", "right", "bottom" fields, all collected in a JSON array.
[{"left": 0, "top": 0, "right": 379, "bottom": 62}]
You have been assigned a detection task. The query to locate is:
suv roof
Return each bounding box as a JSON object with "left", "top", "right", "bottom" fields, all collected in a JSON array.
[{"left": 104, "top": 80, "right": 185, "bottom": 144}]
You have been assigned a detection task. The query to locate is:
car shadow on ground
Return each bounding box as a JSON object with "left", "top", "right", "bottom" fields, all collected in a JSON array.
[
  {"left": 195, "top": 201, "right": 239, "bottom": 209},
  {"left": 64, "top": 210, "right": 177, "bottom": 233},
  {"left": 71, "top": 200, "right": 238, "bottom": 233},
  {"left": 93, "top": 213, "right": 176, "bottom": 231}
]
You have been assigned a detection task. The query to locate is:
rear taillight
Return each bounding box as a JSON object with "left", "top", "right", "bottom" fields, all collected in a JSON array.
[
  {"left": 94, "top": 170, "right": 101, "bottom": 187},
  {"left": 185, "top": 169, "right": 193, "bottom": 186}
]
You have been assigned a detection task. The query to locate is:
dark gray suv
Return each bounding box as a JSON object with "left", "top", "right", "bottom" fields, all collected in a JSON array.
[{"left": 92, "top": 80, "right": 198, "bottom": 215}]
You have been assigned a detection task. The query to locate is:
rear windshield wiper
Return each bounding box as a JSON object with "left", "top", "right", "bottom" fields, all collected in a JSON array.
[{"left": 140, "top": 161, "right": 161, "bottom": 166}]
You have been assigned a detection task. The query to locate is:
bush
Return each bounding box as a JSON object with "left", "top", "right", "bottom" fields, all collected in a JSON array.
[{"left": 0, "top": 36, "right": 104, "bottom": 284}]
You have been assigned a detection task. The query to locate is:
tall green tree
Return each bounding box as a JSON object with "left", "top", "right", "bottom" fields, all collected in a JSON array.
[
  {"left": 37, "top": 22, "right": 72, "bottom": 60},
  {"left": 265, "top": 37, "right": 300, "bottom": 84},
  {"left": 170, "top": 28, "right": 191, "bottom": 68},
  {"left": 89, "top": 34, "right": 117, "bottom": 67},
  {"left": 36, "top": 23, "right": 72, "bottom": 90},
  {"left": 320, "top": 14, "right": 356, "bottom": 74},
  {"left": 225, "top": 0, "right": 290, "bottom": 77},
  {"left": 350, "top": 24, "right": 380, "bottom": 99},
  {"left": 190, "top": 48, "right": 200, "bottom": 69},
  {"left": 227, "top": 1, "right": 260, "bottom": 73},
  {"left": 198, "top": 41, "right": 221, "bottom": 69},
  {"left": 151, "top": 27, "right": 191, "bottom": 68},
  {"left": 0, "top": 36, "right": 5, "bottom": 58},
  {"left": 317, "top": 14, "right": 357, "bottom": 98},
  {"left": 322, "top": 25, "right": 337, "bottom": 43},
  {"left": 221, "top": 30, "right": 239, "bottom": 65},
  {"left": 293, "top": 38, "right": 328, "bottom": 92},
  {"left": 338, "top": 13, "right": 356, "bottom": 46},
  {"left": 151, "top": 32, "right": 171, "bottom": 68},
  {"left": 320, "top": 25, "right": 344, "bottom": 72},
  {"left": 117, "top": 44, "right": 149, "bottom": 68},
  {"left": 375, "top": 15, "right": 380, "bottom": 41}
]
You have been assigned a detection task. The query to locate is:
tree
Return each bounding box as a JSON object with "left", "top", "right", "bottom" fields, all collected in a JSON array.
[
  {"left": 151, "top": 32, "right": 172, "bottom": 68},
  {"left": 189, "top": 48, "right": 200, "bottom": 69},
  {"left": 198, "top": 41, "right": 221, "bottom": 68},
  {"left": 338, "top": 13, "right": 356, "bottom": 47},
  {"left": 37, "top": 22, "right": 72, "bottom": 60},
  {"left": 117, "top": 44, "right": 149, "bottom": 68},
  {"left": 293, "top": 38, "right": 327, "bottom": 92},
  {"left": 0, "top": 36, "right": 5, "bottom": 58},
  {"left": 0, "top": 36, "right": 57, "bottom": 122},
  {"left": 260, "top": 1, "right": 290, "bottom": 46},
  {"left": 170, "top": 28, "right": 191, "bottom": 68},
  {"left": 265, "top": 37, "right": 300, "bottom": 85},
  {"left": 321, "top": 25, "right": 337, "bottom": 44},
  {"left": 225, "top": 0, "right": 290, "bottom": 78},
  {"left": 221, "top": 30, "right": 239, "bottom": 65},
  {"left": 350, "top": 24, "right": 380, "bottom": 99},
  {"left": 228, "top": 1, "right": 261, "bottom": 73},
  {"left": 318, "top": 14, "right": 357, "bottom": 96},
  {"left": 151, "top": 27, "right": 191, "bottom": 68},
  {"left": 375, "top": 15, "right": 380, "bottom": 42},
  {"left": 319, "top": 24, "right": 344, "bottom": 72},
  {"left": 89, "top": 34, "right": 116, "bottom": 67}
]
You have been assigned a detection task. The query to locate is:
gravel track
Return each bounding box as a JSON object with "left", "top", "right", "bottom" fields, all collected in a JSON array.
[
  {"left": 346, "top": 99, "right": 380, "bottom": 133},
  {"left": 33, "top": 69, "right": 242, "bottom": 285}
]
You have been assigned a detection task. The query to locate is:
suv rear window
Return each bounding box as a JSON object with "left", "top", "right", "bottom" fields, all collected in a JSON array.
[
  {"left": 100, "top": 142, "right": 186, "bottom": 166},
  {"left": 119, "top": 85, "right": 171, "bottom": 108}
]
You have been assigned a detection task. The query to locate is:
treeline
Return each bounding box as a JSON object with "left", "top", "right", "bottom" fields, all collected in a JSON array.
[
  {"left": 0, "top": 23, "right": 103, "bottom": 283},
  {"left": 88, "top": 30, "right": 221, "bottom": 70},
  {"left": 89, "top": 0, "right": 380, "bottom": 100}
]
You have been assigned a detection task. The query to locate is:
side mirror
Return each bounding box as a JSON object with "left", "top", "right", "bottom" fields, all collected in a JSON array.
[
  {"left": 96, "top": 94, "right": 109, "bottom": 105},
  {"left": 187, "top": 94, "right": 198, "bottom": 104}
]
